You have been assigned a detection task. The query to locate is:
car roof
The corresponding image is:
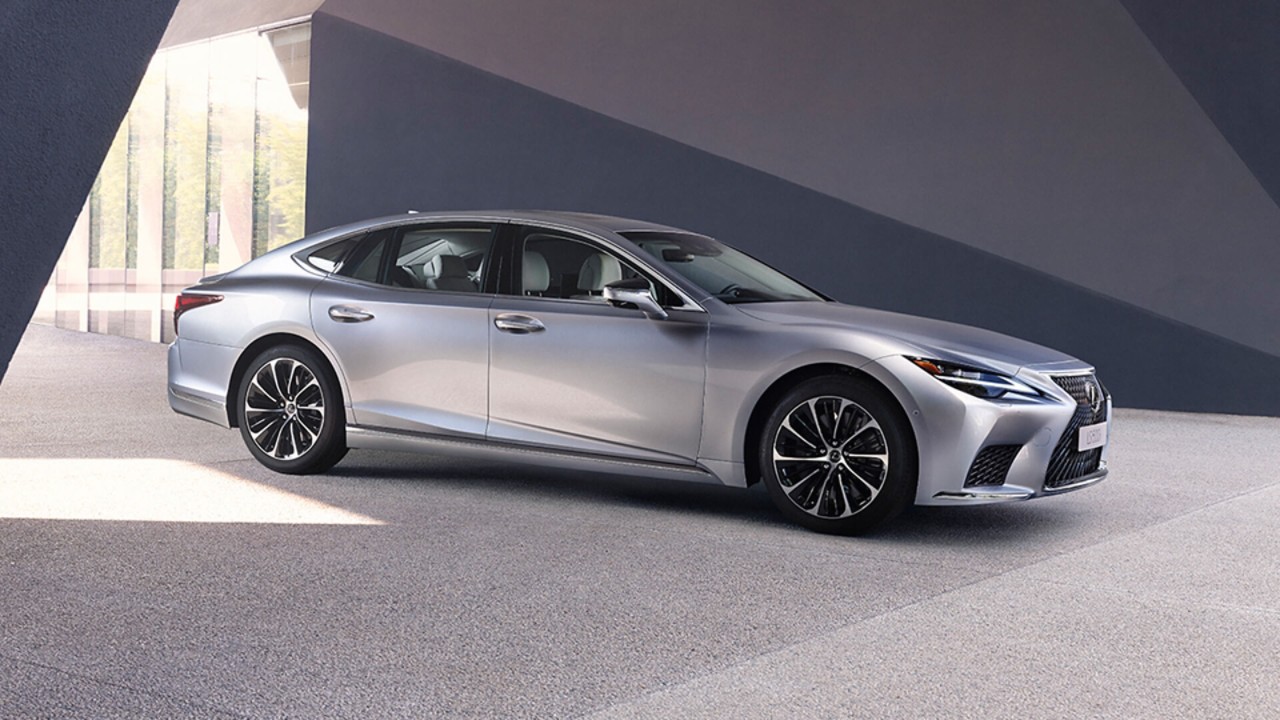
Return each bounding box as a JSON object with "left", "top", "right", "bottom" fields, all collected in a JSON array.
[
  {"left": 512, "top": 210, "right": 695, "bottom": 235},
  {"left": 319, "top": 210, "right": 701, "bottom": 239}
]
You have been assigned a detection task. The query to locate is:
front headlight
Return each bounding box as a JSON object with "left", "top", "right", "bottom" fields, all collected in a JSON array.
[{"left": 907, "top": 357, "right": 1042, "bottom": 400}]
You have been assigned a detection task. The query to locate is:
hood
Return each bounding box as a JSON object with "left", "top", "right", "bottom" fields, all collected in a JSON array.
[{"left": 736, "top": 301, "right": 1083, "bottom": 375}]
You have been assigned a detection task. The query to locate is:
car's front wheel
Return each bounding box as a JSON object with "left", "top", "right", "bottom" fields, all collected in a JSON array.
[
  {"left": 237, "top": 344, "right": 347, "bottom": 474},
  {"left": 759, "top": 375, "right": 916, "bottom": 535}
]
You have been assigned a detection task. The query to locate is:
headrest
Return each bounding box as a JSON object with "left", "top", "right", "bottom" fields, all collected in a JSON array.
[
  {"left": 523, "top": 251, "right": 550, "bottom": 292},
  {"left": 426, "top": 254, "right": 468, "bottom": 279},
  {"left": 578, "top": 253, "right": 622, "bottom": 291}
]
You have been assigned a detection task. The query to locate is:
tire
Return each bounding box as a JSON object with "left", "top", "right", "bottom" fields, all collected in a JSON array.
[
  {"left": 758, "top": 375, "right": 916, "bottom": 535},
  {"left": 237, "top": 344, "right": 348, "bottom": 474}
]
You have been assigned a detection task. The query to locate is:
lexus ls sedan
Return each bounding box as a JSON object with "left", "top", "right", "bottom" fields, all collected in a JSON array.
[{"left": 168, "top": 211, "right": 1110, "bottom": 534}]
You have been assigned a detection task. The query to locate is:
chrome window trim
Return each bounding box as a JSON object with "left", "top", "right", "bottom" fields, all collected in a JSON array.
[{"left": 492, "top": 291, "right": 706, "bottom": 315}]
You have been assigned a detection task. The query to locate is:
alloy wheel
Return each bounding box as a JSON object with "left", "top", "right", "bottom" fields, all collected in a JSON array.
[
  {"left": 771, "top": 395, "right": 889, "bottom": 518},
  {"left": 243, "top": 358, "right": 325, "bottom": 461}
]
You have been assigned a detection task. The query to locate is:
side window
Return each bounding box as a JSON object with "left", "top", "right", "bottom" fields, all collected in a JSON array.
[
  {"left": 388, "top": 226, "right": 494, "bottom": 293},
  {"left": 516, "top": 230, "right": 684, "bottom": 307},
  {"left": 304, "top": 235, "right": 360, "bottom": 273},
  {"left": 334, "top": 225, "right": 495, "bottom": 293},
  {"left": 336, "top": 231, "right": 390, "bottom": 283}
]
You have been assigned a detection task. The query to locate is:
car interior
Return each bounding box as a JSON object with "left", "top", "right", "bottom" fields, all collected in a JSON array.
[
  {"left": 388, "top": 228, "right": 491, "bottom": 292},
  {"left": 324, "top": 226, "right": 688, "bottom": 307},
  {"left": 521, "top": 233, "right": 651, "bottom": 302}
]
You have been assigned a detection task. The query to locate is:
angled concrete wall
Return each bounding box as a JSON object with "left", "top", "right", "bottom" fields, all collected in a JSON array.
[
  {"left": 1121, "top": 0, "right": 1280, "bottom": 210},
  {"left": 306, "top": 12, "right": 1280, "bottom": 415},
  {"left": 316, "top": 0, "right": 1280, "bottom": 360}
]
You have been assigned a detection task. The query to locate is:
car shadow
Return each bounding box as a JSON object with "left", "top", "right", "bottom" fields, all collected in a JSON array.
[
  {"left": 327, "top": 452, "right": 784, "bottom": 523},
  {"left": 885, "top": 502, "right": 1085, "bottom": 545},
  {"left": 319, "top": 450, "right": 1085, "bottom": 546}
]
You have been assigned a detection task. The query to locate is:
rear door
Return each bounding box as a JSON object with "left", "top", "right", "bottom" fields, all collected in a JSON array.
[{"left": 310, "top": 223, "right": 498, "bottom": 437}]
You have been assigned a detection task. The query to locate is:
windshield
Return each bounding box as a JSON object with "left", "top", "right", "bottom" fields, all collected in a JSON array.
[{"left": 622, "top": 231, "right": 825, "bottom": 304}]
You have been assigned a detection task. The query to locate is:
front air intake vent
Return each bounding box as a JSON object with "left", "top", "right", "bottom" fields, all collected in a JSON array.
[{"left": 965, "top": 445, "right": 1021, "bottom": 487}]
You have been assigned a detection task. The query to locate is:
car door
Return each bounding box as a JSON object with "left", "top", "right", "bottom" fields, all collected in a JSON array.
[
  {"left": 310, "top": 222, "right": 497, "bottom": 438},
  {"left": 486, "top": 225, "right": 709, "bottom": 464}
]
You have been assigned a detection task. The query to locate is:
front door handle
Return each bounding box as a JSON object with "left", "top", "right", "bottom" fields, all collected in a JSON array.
[
  {"left": 328, "top": 305, "right": 375, "bottom": 323},
  {"left": 494, "top": 313, "right": 545, "bottom": 334}
]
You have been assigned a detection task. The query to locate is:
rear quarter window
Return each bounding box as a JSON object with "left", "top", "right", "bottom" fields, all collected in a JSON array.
[{"left": 304, "top": 236, "right": 361, "bottom": 273}]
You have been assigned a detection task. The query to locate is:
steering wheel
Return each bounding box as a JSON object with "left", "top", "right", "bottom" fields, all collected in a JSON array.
[{"left": 716, "top": 283, "right": 741, "bottom": 297}]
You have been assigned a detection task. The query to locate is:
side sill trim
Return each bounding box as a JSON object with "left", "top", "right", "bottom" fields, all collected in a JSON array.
[{"left": 345, "top": 425, "right": 727, "bottom": 485}]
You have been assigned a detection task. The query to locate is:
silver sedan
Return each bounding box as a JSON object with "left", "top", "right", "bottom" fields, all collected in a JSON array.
[{"left": 168, "top": 211, "right": 1110, "bottom": 534}]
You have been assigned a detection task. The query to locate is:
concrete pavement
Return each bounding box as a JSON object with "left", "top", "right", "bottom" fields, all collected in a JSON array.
[{"left": 2, "top": 324, "right": 1278, "bottom": 718}]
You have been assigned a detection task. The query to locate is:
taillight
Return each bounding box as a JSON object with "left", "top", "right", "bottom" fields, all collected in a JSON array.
[{"left": 173, "top": 293, "right": 224, "bottom": 335}]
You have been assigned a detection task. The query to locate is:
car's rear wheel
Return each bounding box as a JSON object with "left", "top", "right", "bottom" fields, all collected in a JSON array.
[
  {"left": 759, "top": 375, "right": 916, "bottom": 535},
  {"left": 237, "top": 345, "right": 347, "bottom": 474}
]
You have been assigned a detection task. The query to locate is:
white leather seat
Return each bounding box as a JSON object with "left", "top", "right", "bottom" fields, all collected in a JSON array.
[
  {"left": 524, "top": 250, "right": 551, "bottom": 295},
  {"left": 423, "top": 254, "right": 475, "bottom": 292},
  {"left": 575, "top": 253, "right": 622, "bottom": 298}
]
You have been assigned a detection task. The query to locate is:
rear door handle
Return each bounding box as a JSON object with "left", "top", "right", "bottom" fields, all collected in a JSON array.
[
  {"left": 328, "top": 305, "right": 375, "bottom": 323},
  {"left": 494, "top": 313, "right": 545, "bottom": 334}
]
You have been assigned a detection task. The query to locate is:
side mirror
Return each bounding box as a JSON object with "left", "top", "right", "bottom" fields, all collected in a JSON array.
[{"left": 603, "top": 278, "right": 668, "bottom": 320}]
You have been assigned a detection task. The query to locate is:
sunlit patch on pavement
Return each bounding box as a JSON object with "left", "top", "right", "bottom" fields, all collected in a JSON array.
[{"left": 0, "top": 458, "right": 383, "bottom": 525}]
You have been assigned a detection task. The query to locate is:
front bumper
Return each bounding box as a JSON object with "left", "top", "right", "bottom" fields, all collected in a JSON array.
[
  {"left": 931, "top": 462, "right": 1108, "bottom": 505},
  {"left": 865, "top": 356, "right": 1111, "bottom": 506}
]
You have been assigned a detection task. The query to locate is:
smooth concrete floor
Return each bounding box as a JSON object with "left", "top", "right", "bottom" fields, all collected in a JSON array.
[{"left": 2, "top": 324, "right": 1279, "bottom": 718}]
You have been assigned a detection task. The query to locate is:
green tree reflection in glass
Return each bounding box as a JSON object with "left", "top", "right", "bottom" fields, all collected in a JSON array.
[
  {"left": 162, "top": 43, "right": 210, "bottom": 271},
  {"left": 253, "top": 24, "right": 309, "bottom": 258},
  {"left": 90, "top": 122, "right": 130, "bottom": 270}
]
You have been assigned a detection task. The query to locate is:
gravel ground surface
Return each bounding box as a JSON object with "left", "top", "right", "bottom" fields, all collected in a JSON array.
[{"left": 2, "top": 324, "right": 1278, "bottom": 718}]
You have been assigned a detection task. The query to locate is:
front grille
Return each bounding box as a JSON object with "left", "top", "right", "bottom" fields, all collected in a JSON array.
[
  {"left": 1045, "top": 373, "right": 1108, "bottom": 488},
  {"left": 1052, "top": 373, "right": 1107, "bottom": 405},
  {"left": 965, "top": 445, "right": 1021, "bottom": 487}
]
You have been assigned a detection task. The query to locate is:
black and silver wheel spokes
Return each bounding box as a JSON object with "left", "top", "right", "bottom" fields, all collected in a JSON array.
[
  {"left": 244, "top": 358, "right": 324, "bottom": 461},
  {"left": 772, "top": 396, "right": 888, "bottom": 519}
]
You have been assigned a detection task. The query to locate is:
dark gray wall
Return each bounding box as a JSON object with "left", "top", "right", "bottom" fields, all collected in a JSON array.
[
  {"left": 306, "top": 13, "right": 1280, "bottom": 415},
  {"left": 320, "top": 0, "right": 1280, "bottom": 359},
  {"left": 0, "top": 0, "right": 178, "bottom": 383},
  {"left": 1120, "top": 0, "right": 1280, "bottom": 209}
]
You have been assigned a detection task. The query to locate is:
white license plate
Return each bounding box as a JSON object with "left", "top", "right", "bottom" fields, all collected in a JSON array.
[{"left": 1078, "top": 421, "right": 1108, "bottom": 451}]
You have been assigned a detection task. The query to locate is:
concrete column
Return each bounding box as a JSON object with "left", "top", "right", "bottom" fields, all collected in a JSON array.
[
  {"left": 132, "top": 57, "right": 167, "bottom": 343},
  {"left": 216, "top": 33, "right": 260, "bottom": 274}
]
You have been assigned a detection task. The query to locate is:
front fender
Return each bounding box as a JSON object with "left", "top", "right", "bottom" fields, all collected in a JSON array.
[{"left": 698, "top": 318, "right": 913, "bottom": 484}]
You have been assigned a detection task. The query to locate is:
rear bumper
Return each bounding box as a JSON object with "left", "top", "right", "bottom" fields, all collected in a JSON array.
[
  {"left": 167, "top": 340, "right": 233, "bottom": 428},
  {"left": 168, "top": 385, "right": 229, "bottom": 427}
]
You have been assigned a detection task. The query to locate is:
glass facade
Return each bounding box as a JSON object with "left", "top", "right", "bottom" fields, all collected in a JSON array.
[{"left": 33, "top": 22, "right": 311, "bottom": 343}]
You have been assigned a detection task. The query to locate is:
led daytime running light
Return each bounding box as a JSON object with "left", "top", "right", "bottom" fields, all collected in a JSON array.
[{"left": 908, "top": 357, "right": 1039, "bottom": 400}]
